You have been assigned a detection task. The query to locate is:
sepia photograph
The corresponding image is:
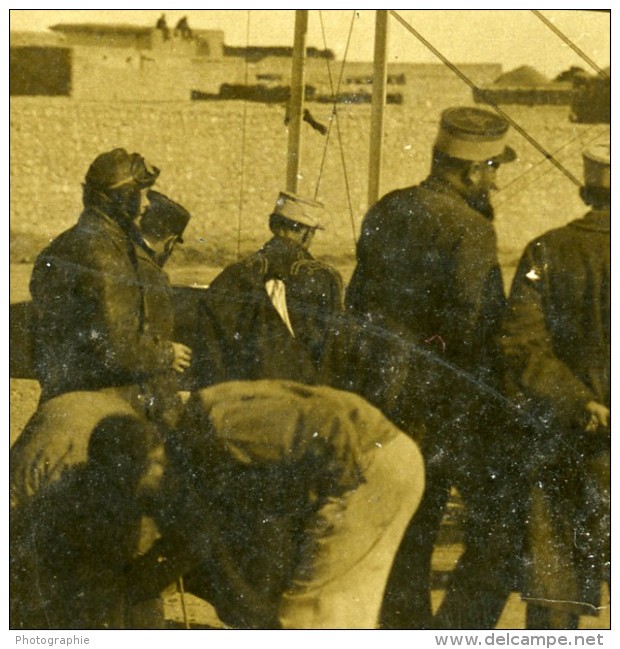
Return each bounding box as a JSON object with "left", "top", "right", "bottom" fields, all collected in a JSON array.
[{"left": 8, "top": 3, "right": 612, "bottom": 641}]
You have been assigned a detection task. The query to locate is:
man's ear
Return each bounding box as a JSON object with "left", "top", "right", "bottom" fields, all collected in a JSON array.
[
  {"left": 464, "top": 162, "right": 483, "bottom": 187},
  {"left": 301, "top": 226, "right": 316, "bottom": 246},
  {"left": 163, "top": 235, "right": 179, "bottom": 254}
]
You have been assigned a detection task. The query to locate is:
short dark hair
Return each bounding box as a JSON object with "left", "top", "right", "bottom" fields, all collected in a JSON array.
[
  {"left": 269, "top": 212, "right": 314, "bottom": 234},
  {"left": 580, "top": 185, "right": 611, "bottom": 210},
  {"left": 430, "top": 147, "right": 475, "bottom": 176}
]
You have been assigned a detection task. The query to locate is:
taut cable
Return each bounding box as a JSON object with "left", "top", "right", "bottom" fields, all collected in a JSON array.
[{"left": 389, "top": 10, "right": 583, "bottom": 187}]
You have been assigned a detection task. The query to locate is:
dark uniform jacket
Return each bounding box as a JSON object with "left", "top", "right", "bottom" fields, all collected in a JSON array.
[
  {"left": 347, "top": 176, "right": 505, "bottom": 376},
  {"left": 193, "top": 236, "right": 343, "bottom": 387},
  {"left": 29, "top": 208, "right": 173, "bottom": 401},
  {"left": 343, "top": 177, "right": 507, "bottom": 444},
  {"left": 501, "top": 210, "right": 610, "bottom": 429},
  {"left": 342, "top": 177, "right": 527, "bottom": 632},
  {"left": 501, "top": 209, "right": 610, "bottom": 613}
]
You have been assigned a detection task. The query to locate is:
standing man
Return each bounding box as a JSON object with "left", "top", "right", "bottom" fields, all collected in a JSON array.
[
  {"left": 345, "top": 106, "right": 521, "bottom": 629},
  {"left": 192, "top": 191, "right": 343, "bottom": 388},
  {"left": 13, "top": 148, "right": 166, "bottom": 505},
  {"left": 29, "top": 147, "right": 189, "bottom": 404},
  {"left": 11, "top": 153, "right": 191, "bottom": 628},
  {"left": 501, "top": 142, "right": 610, "bottom": 629},
  {"left": 13, "top": 149, "right": 192, "bottom": 506},
  {"left": 135, "top": 189, "right": 193, "bottom": 429},
  {"left": 155, "top": 13, "right": 170, "bottom": 40}
]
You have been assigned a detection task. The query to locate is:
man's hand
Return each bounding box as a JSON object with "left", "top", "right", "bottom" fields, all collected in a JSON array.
[
  {"left": 170, "top": 342, "right": 192, "bottom": 373},
  {"left": 584, "top": 401, "right": 610, "bottom": 433}
]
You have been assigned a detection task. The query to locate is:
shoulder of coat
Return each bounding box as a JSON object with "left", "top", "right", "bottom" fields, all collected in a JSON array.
[
  {"left": 291, "top": 258, "right": 343, "bottom": 285},
  {"left": 241, "top": 250, "right": 269, "bottom": 275}
]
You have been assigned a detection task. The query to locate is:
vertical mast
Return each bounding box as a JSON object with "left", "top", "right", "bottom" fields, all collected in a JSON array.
[
  {"left": 286, "top": 10, "right": 308, "bottom": 194},
  {"left": 368, "top": 10, "right": 389, "bottom": 207}
]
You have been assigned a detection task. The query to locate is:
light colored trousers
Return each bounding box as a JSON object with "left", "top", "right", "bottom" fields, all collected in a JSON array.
[{"left": 279, "top": 432, "right": 424, "bottom": 629}]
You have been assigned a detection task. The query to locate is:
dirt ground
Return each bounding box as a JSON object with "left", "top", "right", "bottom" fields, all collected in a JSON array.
[{"left": 9, "top": 261, "right": 610, "bottom": 630}]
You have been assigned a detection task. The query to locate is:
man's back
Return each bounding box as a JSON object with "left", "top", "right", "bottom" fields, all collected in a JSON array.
[
  {"left": 155, "top": 379, "right": 423, "bottom": 629},
  {"left": 503, "top": 210, "right": 610, "bottom": 418},
  {"left": 30, "top": 208, "right": 145, "bottom": 397},
  {"left": 194, "top": 236, "right": 343, "bottom": 386},
  {"left": 499, "top": 142, "right": 610, "bottom": 631},
  {"left": 346, "top": 177, "right": 504, "bottom": 374}
]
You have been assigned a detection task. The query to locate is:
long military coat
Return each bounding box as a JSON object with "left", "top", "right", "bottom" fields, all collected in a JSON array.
[
  {"left": 344, "top": 177, "right": 508, "bottom": 444},
  {"left": 192, "top": 236, "right": 344, "bottom": 387},
  {"left": 341, "top": 176, "right": 531, "bottom": 630},
  {"left": 347, "top": 176, "right": 506, "bottom": 375},
  {"left": 501, "top": 209, "right": 610, "bottom": 615},
  {"left": 29, "top": 207, "right": 174, "bottom": 400}
]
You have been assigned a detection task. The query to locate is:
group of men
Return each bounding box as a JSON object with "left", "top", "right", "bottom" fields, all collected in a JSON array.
[{"left": 9, "top": 104, "right": 610, "bottom": 631}]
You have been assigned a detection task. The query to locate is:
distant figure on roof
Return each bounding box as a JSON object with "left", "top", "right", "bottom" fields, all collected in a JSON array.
[
  {"left": 174, "top": 16, "right": 192, "bottom": 40},
  {"left": 155, "top": 13, "right": 169, "bottom": 41}
]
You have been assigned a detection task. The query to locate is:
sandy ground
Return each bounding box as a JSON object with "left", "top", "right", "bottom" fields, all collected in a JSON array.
[
  {"left": 9, "top": 260, "right": 610, "bottom": 631},
  {"left": 161, "top": 541, "right": 610, "bottom": 630}
]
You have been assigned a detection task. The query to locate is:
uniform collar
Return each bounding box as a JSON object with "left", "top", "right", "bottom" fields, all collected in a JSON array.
[
  {"left": 260, "top": 236, "right": 312, "bottom": 279},
  {"left": 79, "top": 206, "right": 135, "bottom": 241},
  {"left": 420, "top": 174, "right": 463, "bottom": 199},
  {"left": 262, "top": 235, "right": 310, "bottom": 259},
  {"left": 420, "top": 174, "right": 495, "bottom": 220},
  {"left": 572, "top": 209, "right": 610, "bottom": 232}
]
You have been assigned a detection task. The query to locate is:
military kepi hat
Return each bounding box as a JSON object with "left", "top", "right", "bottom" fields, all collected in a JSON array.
[
  {"left": 582, "top": 141, "right": 610, "bottom": 189},
  {"left": 434, "top": 107, "right": 517, "bottom": 163},
  {"left": 272, "top": 191, "right": 325, "bottom": 229},
  {"left": 85, "top": 147, "right": 160, "bottom": 191},
  {"left": 141, "top": 190, "right": 191, "bottom": 243}
]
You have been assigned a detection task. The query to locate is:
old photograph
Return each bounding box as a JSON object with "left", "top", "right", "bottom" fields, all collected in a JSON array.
[{"left": 8, "top": 4, "right": 612, "bottom": 638}]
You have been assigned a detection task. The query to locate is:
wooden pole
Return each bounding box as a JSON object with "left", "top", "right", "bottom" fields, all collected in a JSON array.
[
  {"left": 286, "top": 10, "right": 308, "bottom": 194},
  {"left": 368, "top": 10, "right": 389, "bottom": 207}
]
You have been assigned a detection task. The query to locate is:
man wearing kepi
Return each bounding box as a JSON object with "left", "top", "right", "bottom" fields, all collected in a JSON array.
[
  {"left": 501, "top": 141, "right": 610, "bottom": 630},
  {"left": 345, "top": 106, "right": 521, "bottom": 628},
  {"left": 127, "top": 379, "right": 425, "bottom": 629},
  {"left": 192, "top": 191, "right": 343, "bottom": 388},
  {"left": 135, "top": 189, "right": 193, "bottom": 429}
]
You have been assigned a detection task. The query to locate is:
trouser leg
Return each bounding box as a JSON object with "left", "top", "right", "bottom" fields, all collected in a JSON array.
[
  {"left": 433, "top": 543, "right": 515, "bottom": 629},
  {"left": 278, "top": 434, "right": 425, "bottom": 629},
  {"left": 526, "top": 604, "right": 578, "bottom": 630},
  {"left": 126, "top": 516, "right": 168, "bottom": 629},
  {"left": 433, "top": 477, "right": 522, "bottom": 629},
  {"left": 380, "top": 470, "right": 450, "bottom": 629}
]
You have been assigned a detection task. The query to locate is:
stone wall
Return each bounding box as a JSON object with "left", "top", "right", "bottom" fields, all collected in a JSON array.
[{"left": 10, "top": 86, "right": 604, "bottom": 280}]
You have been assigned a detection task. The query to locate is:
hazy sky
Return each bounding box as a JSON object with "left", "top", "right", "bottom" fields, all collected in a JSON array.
[{"left": 8, "top": 5, "right": 611, "bottom": 79}]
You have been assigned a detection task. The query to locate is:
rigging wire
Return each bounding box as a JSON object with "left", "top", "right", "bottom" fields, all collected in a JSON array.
[
  {"left": 389, "top": 10, "right": 583, "bottom": 188},
  {"left": 495, "top": 125, "right": 609, "bottom": 209},
  {"left": 498, "top": 123, "right": 608, "bottom": 196},
  {"left": 531, "top": 10, "right": 610, "bottom": 79},
  {"left": 315, "top": 10, "right": 358, "bottom": 245},
  {"left": 235, "top": 10, "right": 252, "bottom": 261}
]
